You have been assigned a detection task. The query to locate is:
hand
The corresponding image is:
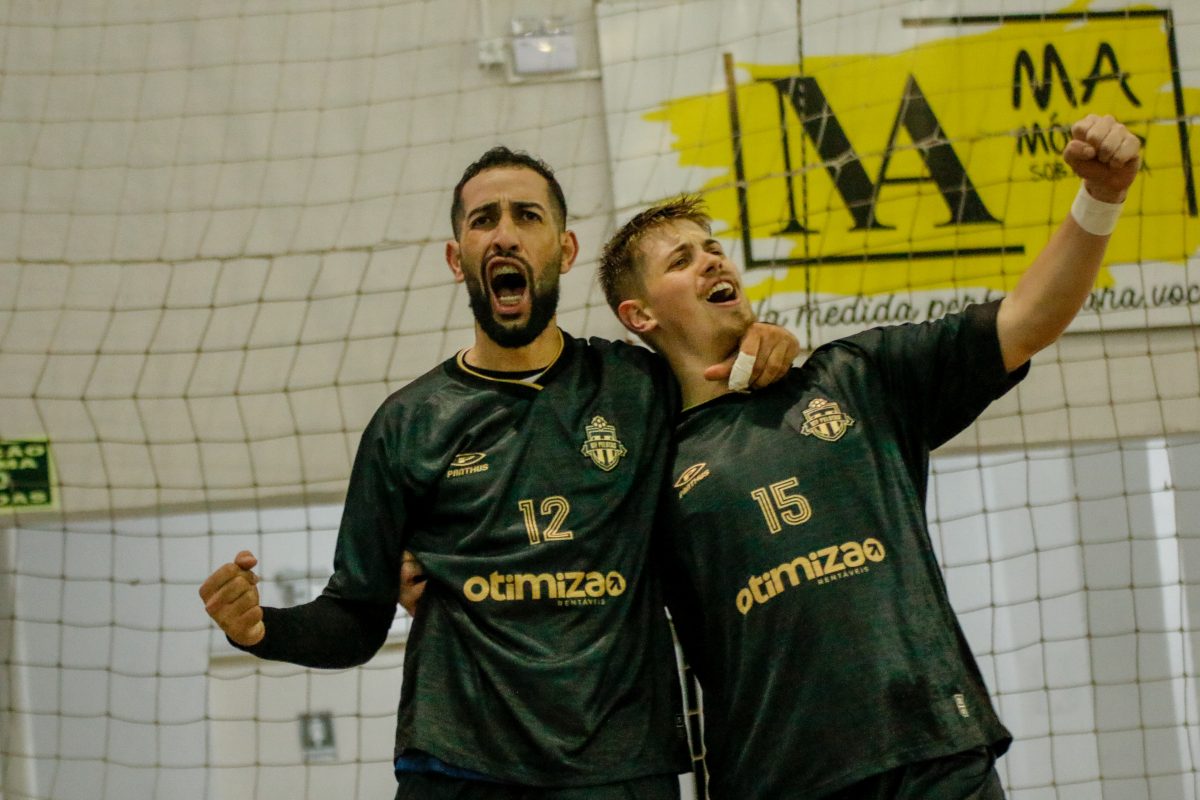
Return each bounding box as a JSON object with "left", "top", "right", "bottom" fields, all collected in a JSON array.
[
  {"left": 703, "top": 322, "right": 800, "bottom": 389},
  {"left": 399, "top": 550, "right": 427, "bottom": 617},
  {"left": 1062, "top": 114, "right": 1141, "bottom": 203},
  {"left": 199, "top": 550, "right": 265, "bottom": 646}
]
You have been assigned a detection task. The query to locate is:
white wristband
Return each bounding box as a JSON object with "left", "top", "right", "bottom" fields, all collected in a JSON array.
[
  {"left": 727, "top": 351, "right": 755, "bottom": 391},
  {"left": 1070, "top": 184, "right": 1123, "bottom": 236}
]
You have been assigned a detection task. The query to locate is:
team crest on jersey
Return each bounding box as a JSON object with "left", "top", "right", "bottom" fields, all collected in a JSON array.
[
  {"left": 580, "top": 416, "right": 627, "bottom": 472},
  {"left": 674, "top": 462, "right": 711, "bottom": 498},
  {"left": 798, "top": 398, "right": 855, "bottom": 442}
]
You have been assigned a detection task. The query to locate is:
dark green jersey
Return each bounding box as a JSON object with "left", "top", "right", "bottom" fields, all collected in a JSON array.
[
  {"left": 324, "top": 332, "right": 690, "bottom": 786},
  {"left": 660, "top": 301, "right": 1024, "bottom": 799}
]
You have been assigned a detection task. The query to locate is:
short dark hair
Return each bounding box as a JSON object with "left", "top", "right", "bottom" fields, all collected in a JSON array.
[
  {"left": 598, "top": 194, "right": 712, "bottom": 313},
  {"left": 450, "top": 146, "right": 568, "bottom": 238}
]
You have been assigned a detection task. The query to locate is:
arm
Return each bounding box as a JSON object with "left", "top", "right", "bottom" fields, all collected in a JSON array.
[
  {"left": 996, "top": 114, "right": 1141, "bottom": 372},
  {"left": 247, "top": 595, "right": 394, "bottom": 669},
  {"left": 199, "top": 549, "right": 394, "bottom": 668}
]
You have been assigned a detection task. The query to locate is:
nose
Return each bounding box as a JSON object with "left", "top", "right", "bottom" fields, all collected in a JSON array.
[
  {"left": 701, "top": 250, "right": 723, "bottom": 274},
  {"left": 491, "top": 210, "right": 521, "bottom": 253}
]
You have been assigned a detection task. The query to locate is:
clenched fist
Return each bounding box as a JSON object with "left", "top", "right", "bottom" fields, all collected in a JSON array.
[
  {"left": 199, "top": 550, "right": 265, "bottom": 646},
  {"left": 1062, "top": 114, "right": 1141, "bottom": 204}
]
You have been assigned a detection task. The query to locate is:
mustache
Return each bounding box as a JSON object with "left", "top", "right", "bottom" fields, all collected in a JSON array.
[{"left": 483, "top": 250, "right": 533, "bottom": 273}]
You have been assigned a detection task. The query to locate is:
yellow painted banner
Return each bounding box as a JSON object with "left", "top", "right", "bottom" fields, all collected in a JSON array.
[{"left": 644, "top": 8, "right": 1200, "bottom": 331}]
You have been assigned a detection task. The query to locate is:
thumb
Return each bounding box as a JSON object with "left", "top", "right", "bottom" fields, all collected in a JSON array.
[
  {"left": 1062, "top": 139, "right": 1095, "bottom": 167},
  {"left": 234, "top": 550, "right": 258, "bottom": 571},
  {"left": 703, "top": 355, "right": 735, "bottom": 382}
]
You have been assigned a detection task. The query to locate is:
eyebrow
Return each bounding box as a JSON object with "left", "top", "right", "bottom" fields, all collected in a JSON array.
[
  {"left": 467, "top": 199, "right": 548, "bottom": 220},
  {"left": 664, "top": 241, "right": 692, "bottom": 262},
  {"left": 663, "top": 238, "right": 722, "bottom": 262}
]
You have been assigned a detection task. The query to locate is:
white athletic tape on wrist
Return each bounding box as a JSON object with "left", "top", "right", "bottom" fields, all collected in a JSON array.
[
  {"left": 728, "top": 351, "right": 755, "bottom": 392},
  {"left": 1070, "top": 184, "right": 1123, "bottom": 236}
]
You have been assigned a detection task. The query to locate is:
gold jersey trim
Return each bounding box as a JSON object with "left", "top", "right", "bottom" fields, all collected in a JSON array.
[{"left": 454, "top": 329, "right": 565, "bottom": 390}]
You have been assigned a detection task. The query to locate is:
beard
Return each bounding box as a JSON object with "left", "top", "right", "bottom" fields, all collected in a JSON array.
[{"left": 463, "top": 252, "right": 563, "bottom": 349}]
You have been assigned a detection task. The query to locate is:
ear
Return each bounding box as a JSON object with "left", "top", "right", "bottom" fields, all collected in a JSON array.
[
  {"left": 445, "top": 240, "right": 465, "bottom": 283},
  {"left": 617, "top": 298, "right": 658, "bottom": 336},
  {"left": 559, "top": 229, "right": 579, "bottom": 275}
]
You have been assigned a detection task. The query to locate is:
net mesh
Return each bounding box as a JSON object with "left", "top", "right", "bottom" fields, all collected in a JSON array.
[{"left": 2, "top": 1, "right": 1199, "bottom": 798}]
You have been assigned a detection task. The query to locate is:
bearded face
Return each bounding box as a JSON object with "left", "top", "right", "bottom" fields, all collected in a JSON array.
[
  {"left": 449, "top": 166, "right": 576, "bottom": 351},
  {"left": 461, "top": 245, "right": 564, "bottom": 348}
]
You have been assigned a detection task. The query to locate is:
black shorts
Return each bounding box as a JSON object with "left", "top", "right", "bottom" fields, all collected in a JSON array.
[
  {"left": 822, "top": 747, "right": 1005, "bottom": 800},
  {"left": 394, "top": 772, "right": 681, "bottom": 800}
]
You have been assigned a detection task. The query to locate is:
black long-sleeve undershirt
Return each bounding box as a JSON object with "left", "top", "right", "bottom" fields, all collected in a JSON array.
[{"left": 231, "top": 595, "right": 396, "bottom": 669}]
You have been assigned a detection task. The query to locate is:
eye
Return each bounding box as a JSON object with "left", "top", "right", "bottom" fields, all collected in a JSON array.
[{"left": 521, "top": 209, "right": 543, "bottom": 222}]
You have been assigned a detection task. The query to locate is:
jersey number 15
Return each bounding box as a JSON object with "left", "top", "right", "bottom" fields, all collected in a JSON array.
[{"left": 750, "top": 477, "right": 812, "bottom": 534}]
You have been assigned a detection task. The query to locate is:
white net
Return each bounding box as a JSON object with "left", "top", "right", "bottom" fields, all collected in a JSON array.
[{"left": 2, "top": 0, "right": 1200, "bottom": 798}]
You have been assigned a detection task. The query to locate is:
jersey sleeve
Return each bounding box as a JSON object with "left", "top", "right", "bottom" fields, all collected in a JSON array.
[
  {"left": 851, "top": 300, "right": 1028, "bottom": 450},
  {"left": 235, "top": 595, "right": 396, "bottom": 668},
  {"left": 323, "top": 399, "right": 411, "bottom": 605}
]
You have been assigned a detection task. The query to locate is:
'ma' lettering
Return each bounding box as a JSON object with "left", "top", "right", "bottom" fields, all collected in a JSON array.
[
  {"left": 1012, "top": 41, "right": 1141, "bottom": 110},
  {"left": 767, "top": 75, "right": 999, "bottom": 232}
]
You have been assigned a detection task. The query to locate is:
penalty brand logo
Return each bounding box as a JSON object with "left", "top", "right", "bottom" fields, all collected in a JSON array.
[
  {"left": 645, "top": 8, "right": 1200, "bottom": 329},
  {"left": 446, "top": 452, "right": 489, "bottom": 478},
  {"left": 674, "top": 462, "right": 711, "bottom": 498}
]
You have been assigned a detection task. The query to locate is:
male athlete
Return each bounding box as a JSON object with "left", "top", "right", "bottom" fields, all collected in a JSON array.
[
  {"left": 199, "top": 147, "right": 799, "bottom": 798},
  {"left": 597, "top": 114, "right": 1140, "bottom": 799}
]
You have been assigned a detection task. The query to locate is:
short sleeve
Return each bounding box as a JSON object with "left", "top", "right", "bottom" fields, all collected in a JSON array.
[{"left": 851, "top": 300, "right": 1029, "bottom": 449}]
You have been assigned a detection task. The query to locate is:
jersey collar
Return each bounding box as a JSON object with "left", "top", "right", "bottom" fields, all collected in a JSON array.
[{"left": 452, "top": 329, "right": 568, "bottom": 391}]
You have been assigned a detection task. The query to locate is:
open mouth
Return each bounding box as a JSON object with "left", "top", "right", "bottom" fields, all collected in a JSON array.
[
  {"left": 488, "top": 261, "right": 530, "bottom": 315},
  {"left": 706, "top": 280, "right": 738, "bottom": 304}
]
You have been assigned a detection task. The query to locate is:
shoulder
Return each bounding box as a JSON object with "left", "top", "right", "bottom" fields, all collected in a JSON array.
[
  {"left": 580, "top": 335, "right": 660, "bottom": 365},
  {"left": 361, "top": 356, "right": 466, "bottom": 435},
  {"left": 573, "top": 334, "right": 672, "bottom": 384},
  {"left": 815, "top": 300, "right": 1000, "bottom": 362}
]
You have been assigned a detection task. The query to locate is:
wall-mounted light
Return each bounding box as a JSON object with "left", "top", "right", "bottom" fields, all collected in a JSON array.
[{"left": 510, "top": 16, "right": 578, "bottom": 75}]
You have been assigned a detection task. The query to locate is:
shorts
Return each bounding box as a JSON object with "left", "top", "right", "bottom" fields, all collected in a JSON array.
[
  {"left": 822, "top": 746, "right": 1005, "bottom": 800},
  {"left": 394, "top": 771, "right": 681, "bottom": 800}
]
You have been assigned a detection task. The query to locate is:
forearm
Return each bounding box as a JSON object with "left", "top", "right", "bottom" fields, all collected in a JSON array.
[
  {"left": 233, "top": 594, "right": 395, "bottom": 669},
  {"left": 996, "top": 115, "right": 1140, "bottom": 371},
  {"left": 995, "top": 203, "right": 1109, "bottom": 372}
]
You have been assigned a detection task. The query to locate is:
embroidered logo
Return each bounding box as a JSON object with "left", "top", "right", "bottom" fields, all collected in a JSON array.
[
  {"left": 580, "top": 416, "right": 627, "bottom": 472},
  {"left": 446, "top": 452, "right": 489, "bottom": 478},
  {"left": 674, "top": 462, "right": 711, "bottom": 498},
  {"left": 798, "top": 398, "right": 855, "bottom": 442}
]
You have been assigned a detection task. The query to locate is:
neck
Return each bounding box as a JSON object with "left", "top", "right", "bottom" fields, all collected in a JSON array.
[
  {"left": 658, "top": 337, "right": 739, "bottom": 410},
  {"left": 676, "top": 360, "right": 734, "bottom": 409},
  {"left": 466, "top": 321, "right": 563, "bottom": 372}
]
